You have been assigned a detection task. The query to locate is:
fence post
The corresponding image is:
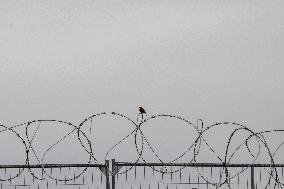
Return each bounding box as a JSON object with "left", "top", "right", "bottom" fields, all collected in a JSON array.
[
  {"left": 112, "top": 159, "right": 116, "bottom": 189},
  {"left": 251, "top": 166, "right": 255, "bottom": 189},
  {"left": 106, "top": 160, "right": 110, "bottom": 189}
]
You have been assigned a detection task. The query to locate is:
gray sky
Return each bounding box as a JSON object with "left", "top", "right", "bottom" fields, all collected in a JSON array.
[{"left": 1, "top": 0, "right": 284, "bottom": 163}]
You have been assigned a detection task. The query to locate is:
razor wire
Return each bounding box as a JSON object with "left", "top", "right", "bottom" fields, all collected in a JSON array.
[{"left": 0, "top": 111, "right": 284, "bottom": 188}]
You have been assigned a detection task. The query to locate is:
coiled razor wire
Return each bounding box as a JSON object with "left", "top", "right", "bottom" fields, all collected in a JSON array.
[{"left": 0, "top": 111, "right": 284, "bottom": 188}]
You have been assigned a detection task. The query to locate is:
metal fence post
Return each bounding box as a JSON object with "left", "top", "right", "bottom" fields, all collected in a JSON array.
[
  {"left": 106, "top": 160, "right": 110, "bottom": 189},
  {"left": 112, "top": 159, "right": 116, "bottom": 189},
  {"left": 251, "top": 166, "right": 255, "bottom": 189}
]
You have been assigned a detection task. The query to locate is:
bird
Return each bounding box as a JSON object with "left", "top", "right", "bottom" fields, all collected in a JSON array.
[
  {"left": 139, "top": 107, "right": 146, "bottom": 114},
  {"left": 137, "top": 106, "right": 147, "bottom": 123}
]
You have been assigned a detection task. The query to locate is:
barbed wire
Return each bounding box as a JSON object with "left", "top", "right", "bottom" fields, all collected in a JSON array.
[{"left": 0, "top": 111, "right": 284, "bottom": 188}]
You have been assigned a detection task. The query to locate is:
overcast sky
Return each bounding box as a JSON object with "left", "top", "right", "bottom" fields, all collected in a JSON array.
[{"left": 1, "top": 0, "right": 284, "bottom": 163}]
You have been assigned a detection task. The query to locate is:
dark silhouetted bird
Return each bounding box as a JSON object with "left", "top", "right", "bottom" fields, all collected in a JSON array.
[
  {"left": 137, "top": 106, "right": 147, "bottom": 123},
  {"left": 139, "top": 107, "right": 146, "bottom": 114}
]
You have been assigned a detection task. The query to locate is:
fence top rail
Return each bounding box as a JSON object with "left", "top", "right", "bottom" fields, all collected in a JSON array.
[
  {"left": 0, "top": 163, "right": 106, "bottom": 169},
  {"left": 2, "top": 162, "right": 284, "bottom": 169},
  {"left": 115, "top": 162, "right": 284, "bottom": 168}
]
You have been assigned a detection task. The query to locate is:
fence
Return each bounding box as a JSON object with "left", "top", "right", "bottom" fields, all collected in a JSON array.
[
  {"left": 0, "top": 163, "right": 108, "bottom": 189},
  {"left": 1, "top": 160, "right": 283, "bottom": 189},
  {"left": 112, "top": 160, "right": 284, "bottom": 189},
  {"left": 1, "top": 112, "right": 284, "bottom": 188}
]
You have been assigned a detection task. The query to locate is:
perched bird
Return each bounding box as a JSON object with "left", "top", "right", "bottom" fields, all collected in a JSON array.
[
  {"left": 137, "top": 106, "right": 147, "bottom": 123},
  {"left": 139, "top": 107, "right": 146, "bottom": 114}
]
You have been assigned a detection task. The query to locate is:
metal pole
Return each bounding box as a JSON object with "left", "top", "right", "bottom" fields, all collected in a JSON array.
[
  {"left": 251, "top": 167, "right": 255, "bottom": 189},
  {"left": 106, "top": 160, "right": 110, "bottom": 189},
  {"left": 112, "top": 159, "right": 116, "bottom": 189}
]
